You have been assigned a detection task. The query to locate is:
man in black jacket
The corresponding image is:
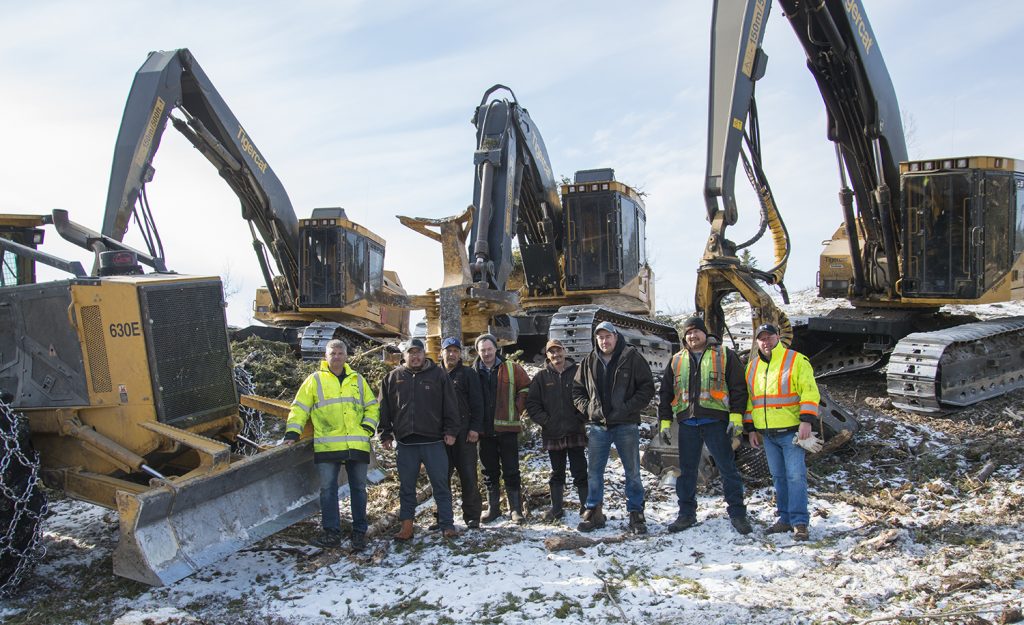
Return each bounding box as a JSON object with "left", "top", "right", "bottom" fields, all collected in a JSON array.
[
  {"left": 572, "top": 321, "right": 655, "bottom": 534},
  {"left": 439, "top": 337, "right": 484, "bottom": 529},
  {"left": 379, "top": 338, "right": 461, "bottom": 540},
  {"left": 657, "top": 316, "right": 752, "bottom": 535},
  {"left": 526, "top": 339, "right": 588, "bottom": 522}
]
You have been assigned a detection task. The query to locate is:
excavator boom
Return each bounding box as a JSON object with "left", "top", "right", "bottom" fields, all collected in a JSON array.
[
  {"left": 697, "top": 0, "right": 1024, "bottom": 413},
  {"left": 102, "top": 48, "right": 409, "bottom": 355}
]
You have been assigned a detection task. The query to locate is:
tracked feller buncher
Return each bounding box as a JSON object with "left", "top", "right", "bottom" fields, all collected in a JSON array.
[
  {"left": 0, "top": 211, "right": 349, "bottom": 588},
  {"left": 693, "top": 0, "right": 1024, "bottom": 414},
  {"left": 399, "top": 85, "right": 679, "bottom": 369},
  {"left": 102, "top": 48, "right": 409, "bottom": 359}
]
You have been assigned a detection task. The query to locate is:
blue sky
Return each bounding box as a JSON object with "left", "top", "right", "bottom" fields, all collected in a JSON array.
[{"left": 2, "top": 1, "right": 1022, "bottom": 327}]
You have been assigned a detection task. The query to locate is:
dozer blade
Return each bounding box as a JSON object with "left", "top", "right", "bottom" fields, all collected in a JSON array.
[{"left": 112, "top": 440, "right": 373, "bottom": 586}]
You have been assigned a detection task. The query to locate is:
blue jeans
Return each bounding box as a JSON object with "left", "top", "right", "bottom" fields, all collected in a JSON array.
[
  {"left": 676, "top": 420, "right": 746, "bottom": 519},
  {"left": 586, "top": 423, "right": 644, "bottom": 512},
  {"left": 397, "top": 441, "right": 454, "bottom": 530},
  {"left": 317, "top": 459, "right": 369, "bottom": 535},
  {"left": 762, "top": 431, "right": 809, "bottom": 526}
]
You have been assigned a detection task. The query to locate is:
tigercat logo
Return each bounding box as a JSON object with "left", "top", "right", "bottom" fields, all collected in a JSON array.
[
  {"left": 741, "top": 0, "right": 767, "bottom": 77},
  {"left": 134, "top": 97, "right": 166, "bottom": 168},
  {"left": 237, "top": 125, "right": 269, "bottom": 174},
  {"left": 844, "top": 0, "right": 874, "bottom": 55}
]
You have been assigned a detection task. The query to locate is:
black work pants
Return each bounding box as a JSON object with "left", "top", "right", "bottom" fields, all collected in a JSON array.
[
  {"left": 548, "top": 446, "right": 588, "bottom": 488},
  {"left": 479, "top": 431, "right": 520, "bottom": 492},
  {"left": 446, "top": 435, "right": 482, "bottom": 523}
]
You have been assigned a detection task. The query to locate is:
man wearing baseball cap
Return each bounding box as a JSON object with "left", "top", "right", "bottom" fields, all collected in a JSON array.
[
  {"left": 745, "top": 323, "right": 820, "bottom": 541},
  {"left": 438, "top": 337, "right": 485, "bottom": 529},
  {"left": 378, "top": 337, "right": 461, "bottom": 540},
  {"left": 658, "top": 316, "right": 751, "bottom": 535},
  {"left": 526, "top": 339, "right": 589, "bottom": 522},
  {"left": 572, "top": 320, "right": 655, "bottom": 534}
]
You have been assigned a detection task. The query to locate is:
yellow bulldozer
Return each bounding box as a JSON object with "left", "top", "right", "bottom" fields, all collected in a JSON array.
[{"left": 0, "top": 210, "right": 351, "bottom": 589}]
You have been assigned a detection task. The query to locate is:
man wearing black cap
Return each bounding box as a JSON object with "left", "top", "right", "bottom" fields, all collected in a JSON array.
[
  {"left": 439, "top": 336, "right": 484, "bottom": 528},
  {"left": 526, "top": 339, "right": 589, "bottom": 522},
  {"left": 658, "top": 316, "right": 751, "bottom": 534},
  {"left": 745, "top": 323, "right": 820, "bottom": 542},
  {"left": 572, "top": 320, "right": 655, "bottom": 534},
  {"left": 378, "top": 338, "right": 461, "bottom": 541}
]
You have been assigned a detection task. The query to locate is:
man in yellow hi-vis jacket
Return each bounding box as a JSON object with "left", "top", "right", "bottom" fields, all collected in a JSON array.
[
  {"left": 657, "top": 316, "right": 751, "bottom": 535},
  {"left": 744, "top": 324, "right": 820, "bottom": 542},
  {"left": 285, "top": 339, "right": 379, "bottom": 551}
]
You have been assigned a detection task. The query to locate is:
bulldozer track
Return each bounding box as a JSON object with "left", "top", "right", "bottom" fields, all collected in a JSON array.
[
  {"left": 548, "top": 305, "right": 679, "bottom": 374},
  {"left": 887, "top": 316, "right": 1024, "bottom": 413}
]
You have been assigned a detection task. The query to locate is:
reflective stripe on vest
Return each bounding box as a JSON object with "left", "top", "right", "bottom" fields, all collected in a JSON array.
[
  {"left": 494, "top": 361, "right": 520, "bottom": 428},
  {"left": 746, "top": 350, "right": 800, "bottom": 407},
  {"left": 315, "top": 435, "right": 371, "bottom": 444},
  {"left": 670, "top": 346, "right": 729, "bottom": 414},
  {"left": 746, "top": 346, "right": 806, "bottom": 429}
]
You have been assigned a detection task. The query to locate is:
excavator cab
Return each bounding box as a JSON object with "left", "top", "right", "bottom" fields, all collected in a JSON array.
[
  {"left": 901, "top": 157, "right": 1022, "bottom": 300},
  {"left": 297, "top": 207, "right": 385, "bottom": 308},
  {"left": 563, "top": 169, "right": 648, "bottom": 292}
]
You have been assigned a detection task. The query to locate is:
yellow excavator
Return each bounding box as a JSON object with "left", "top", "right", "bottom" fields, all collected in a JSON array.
[
  {"left": 101, "top": 49, "right": 409, "bottom": 359},
  {"left": 696, "top": 0, "right": 1024, "bottom": 413},
  {"left": 400, "top": 85, "right": 678, "bottom": 370},
  {"left": 0, "top": 211, "right": 356, "bottom": 588}
]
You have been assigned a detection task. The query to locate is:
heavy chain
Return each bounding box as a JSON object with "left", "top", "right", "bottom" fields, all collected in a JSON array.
[
  {"left": 233, "top": 365, "right": 270, "bottom": 455},
  {"left": 0, "top": 398, "right": 48, "bottom": 597}
]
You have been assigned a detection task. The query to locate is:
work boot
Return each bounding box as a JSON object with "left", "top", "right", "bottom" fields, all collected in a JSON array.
[
  {"left": 628, "top": 511, "right": 648, "bottom": 535},
  {"left": 730, "top": 515, "right": 753, "bottom": 535},
  {"left": 765, "top": 520, "right": 792, "bottom": 535},
  {"left": 441, "top": 527, "right": 460, "bottom": 539},
  {"left": 394, "top": 519, "right": 414, "bottom": 541},
  {"left": 350, "top": 531, "right": 367, "bottom": 552},
  {"left": 576, "top": 504, "right": 605, "bottom": 533},
  {"left": 576, "top": 484, "right": 589, "bottom": 514},
  {"left": 542, "top": 484, "right": 565, "bottom": 522},
  {"left": 667, "top": 512, "right": 697, "bottom": 533},
  {"left": 312, "top": 530, "right": 341, "bottom": 548},
  {"left": 792, "top": 525, "right": 809, "bottom": 541},
  {"left": 481, "top": 489, "right": 503, "bottom": 523},
  {"left": 466, "top": 519, "right": 480, "bottom": 530},
  {"left": 507, "top": 489, "right": 525, "bottom": 525}
]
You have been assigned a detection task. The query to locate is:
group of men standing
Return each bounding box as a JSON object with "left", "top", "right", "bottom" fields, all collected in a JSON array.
[{"left": 285, "top": 315, "right": 821, "bottom": 552}]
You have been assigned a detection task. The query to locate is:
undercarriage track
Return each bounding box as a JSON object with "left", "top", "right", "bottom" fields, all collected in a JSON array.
[
  {"left": 887, "top": 316, "right": 1024, "bottom": 413},
  {"left": 548, "top": 304, "right": 680, "bottom": 374},
  {"left": 299, "top": 321, "right": 382, "bottom": 361}
]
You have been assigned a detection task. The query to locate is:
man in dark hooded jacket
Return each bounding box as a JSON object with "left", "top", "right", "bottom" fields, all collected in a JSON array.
[
  {"left": 572, "top": 321, "right": 655, "bottom": 534},
  {"left": 526, "top": 339, "right": 588, "bottom": 522}
]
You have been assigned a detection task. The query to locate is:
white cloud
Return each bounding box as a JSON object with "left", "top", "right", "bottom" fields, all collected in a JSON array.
[{"left": 3, "top": 0, "right": 1023, "bottom": 328}]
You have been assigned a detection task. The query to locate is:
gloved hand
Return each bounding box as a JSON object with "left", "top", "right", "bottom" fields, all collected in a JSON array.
[
  {"left": 659, "top": 420, "right": 673, "bottom": 445},
  {"left": 793, "top": 432, "right": 823, "bottom": 454},
  {"left": 727, "top": 415, "right": 743, "bottom": 450}
]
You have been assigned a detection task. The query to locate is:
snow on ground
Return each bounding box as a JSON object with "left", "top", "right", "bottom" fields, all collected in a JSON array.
[
  {"left": 2, "top": 287, "right": 1023, "bottom": 624},
  {"left": 3, "top": 430, "right": 1022, "bottom": 625}
]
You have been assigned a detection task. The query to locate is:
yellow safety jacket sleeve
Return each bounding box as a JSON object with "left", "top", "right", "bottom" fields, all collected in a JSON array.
[
  {"left": 284, "top": 362, "right": 378, "bottom": 458},
  {"left": 743, "top": 342, "right": 820, "bottom": 431}
]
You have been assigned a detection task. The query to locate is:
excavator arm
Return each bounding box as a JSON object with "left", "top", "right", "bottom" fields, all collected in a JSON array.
[
  {"left": 468, "top": 85, "right": 563, "bottom": 295},
  {"left": 102, "top": 48, "right": 300, "bottom": 310},
  {"left": 698, "top": 0, "right": 908, "bottom": 345}
]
